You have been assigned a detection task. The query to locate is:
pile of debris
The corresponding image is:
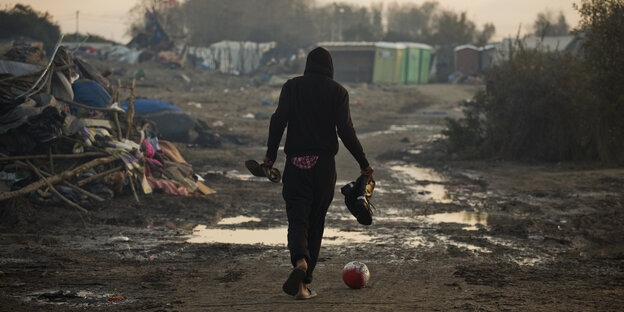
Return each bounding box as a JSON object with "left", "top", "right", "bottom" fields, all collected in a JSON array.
[{"left": 0, "top": 36, "right": 213, "bottom": 212}]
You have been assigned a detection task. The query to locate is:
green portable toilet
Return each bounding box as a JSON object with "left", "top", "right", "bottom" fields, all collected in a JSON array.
[
  {"left": 373, "top": 42, "right": 406, "bottom": 84},
  {"left": 403, "top": 43, "right": 433, "bottom": 84}
]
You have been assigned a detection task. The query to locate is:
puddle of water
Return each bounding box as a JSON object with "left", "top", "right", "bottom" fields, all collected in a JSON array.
[
  {"left": 391, "top": 165, "right": 446, "bottom": 182},
  {"left": 187, "top": 225, "right": 373, "bottom": 246},
  {"left": 217, "top": 216, "right": 261, "bottom": 225},
  {"left": 203, "top": 170, "right": 265, "bottom": 182},
  {"left": 409, "top": 184, "right": 452, "bottom": 203},
  {"left": 25, "top": 289, "right": 126, "bottom": 306},
  {"left": 509, "top": 255, "right": 542, "bottom": 266},
  {"left": 359, "top": 124, "right": 440, "bottom": 139},
  {"left": 425, "top": 211, "right": 488, "bottom": 230},
  {"left": 447, "top": 240, "right": 491, "bottom": 253}
]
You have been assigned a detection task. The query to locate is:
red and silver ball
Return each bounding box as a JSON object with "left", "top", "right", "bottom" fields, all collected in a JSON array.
[{"left": 342, "top": 261, "right": 370, "bottom": 289}]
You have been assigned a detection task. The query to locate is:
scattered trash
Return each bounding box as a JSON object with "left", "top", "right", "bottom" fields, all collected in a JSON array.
[
  {"left": 107, "top": 296, "right": 124, "bottom": 303},
  {"left": 212, "top": 121, "right": 224, "bottom": 128},
  {"left": 242, "top": 113, "right": 255, "bottom": 119},
  {"left": 110, "top": 236, "right": 130, "bottom": 242},
  {"left": 187, "top": 101, "right": 202, "bottom": 109},
  {"left": 131, "top": 69, "right": 145, "bottom": 80},
  {"left": 261, "top": 98, "right": 275, "bottom": 106},
  {"left": 254, "top": 112, "right": 270, "bottom": 120},
  {"left": 179, "top": 73, "right": 191, "bottom": 83}
]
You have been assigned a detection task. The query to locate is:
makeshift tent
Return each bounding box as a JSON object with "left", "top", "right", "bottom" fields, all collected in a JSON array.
[
  {"left": 318, "top": 42, "right": 376, "bottom": 83},
  {"left": 188, "top": 41, "right": 276, "bottom": 75},
  {"left": 120, "top": 99, "right": 190, "bottom": 142},
  {"left": 402, "top": 43, "right": 433, "bottom": 85},
  {"left": 373, "top": 42, "right": 405, "bottom": 84},
  {"left": 120, "top": 98, "right": 182, "bottom": 114},
  {"left": 495, "top": 35, "right": 576, "bottom": 65},
  {"left": 72, "top": 80, "right": 110, "bottom": 109}
]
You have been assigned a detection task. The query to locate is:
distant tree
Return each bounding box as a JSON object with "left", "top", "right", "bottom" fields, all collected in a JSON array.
[
  {"left": 385, "top": 2, "right": 494, "bottom": 46},
  {"left": 430, "top": 11, "right": 476, "bottom": 46},
  {"left": 476, "top": 23, "right": 496, "bottom": 46},
  {"left": 533, "top": 10, "right": 569, "bottom": 36},
  {"left": 574, "top": 0, "right": 624, "bottom": 164},
  {"left": 181, "top": 0, "right": 316, "bottom": 49},
  {"left": 0, "top": 4, "right": 61, "bottom": 53},
  {"left": 385, "top": 1, "right": 437, "bottom": 42}
]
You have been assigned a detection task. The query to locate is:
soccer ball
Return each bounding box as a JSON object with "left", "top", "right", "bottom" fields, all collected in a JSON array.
[{"left": 342, "top": 261, "right": 370, "bottom": 289}]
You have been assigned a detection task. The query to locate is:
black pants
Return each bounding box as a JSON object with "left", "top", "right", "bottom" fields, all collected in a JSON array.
[{"left": 282, "top": 155, "right": 336, "bottom": 284}]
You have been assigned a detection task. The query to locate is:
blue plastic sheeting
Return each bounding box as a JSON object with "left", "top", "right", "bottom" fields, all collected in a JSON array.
[
  {"left": 120, "top": 98, "right": 182, "bottom": 114},
  {"left": 72, "top": 80, "right": 111, "bottom": 108}
]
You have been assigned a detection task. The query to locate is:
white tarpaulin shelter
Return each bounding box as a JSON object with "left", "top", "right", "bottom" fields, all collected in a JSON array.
[{"left": 188, "top": 41, "right": 276, "bottom": 75}]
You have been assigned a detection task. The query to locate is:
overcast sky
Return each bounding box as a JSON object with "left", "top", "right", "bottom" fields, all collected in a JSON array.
[{"left": 2, "top": 0, "right": 580, "bottom": 43}]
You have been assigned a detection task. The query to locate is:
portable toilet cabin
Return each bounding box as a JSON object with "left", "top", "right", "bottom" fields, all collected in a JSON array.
[
  {"left": 479, "top": 44, "right": 496, "bottom": 72},
  {"left": 318, "top": 42, "right": 376, "bottom": 83},
  {"left": 373, "top": 42, "right": 406, "bottom": 84},
  {"left": 402, "top": 42, "right": 433, "bottom": 84},
  {"left": 454, "top": 45, "right": 480, "bottom": 75}
]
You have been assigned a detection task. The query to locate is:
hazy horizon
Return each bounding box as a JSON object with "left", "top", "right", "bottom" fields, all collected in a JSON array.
[{"left": 2, "top": 0, "right": 581, "bottom": 43}]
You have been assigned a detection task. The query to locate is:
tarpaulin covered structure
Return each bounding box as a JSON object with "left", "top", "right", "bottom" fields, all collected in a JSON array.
[{"left": 188, "top": 41, "right": 277, "bottom": 75}]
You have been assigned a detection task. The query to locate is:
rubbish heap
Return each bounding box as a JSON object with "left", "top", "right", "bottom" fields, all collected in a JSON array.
[{"left": 0, "top": 36, "right": 214, "bottom": 212}]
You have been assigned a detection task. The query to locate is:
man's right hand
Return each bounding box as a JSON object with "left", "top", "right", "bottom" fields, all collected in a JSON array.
[{"left": 361, "top": 166, "right": 374, "bottom": 181}]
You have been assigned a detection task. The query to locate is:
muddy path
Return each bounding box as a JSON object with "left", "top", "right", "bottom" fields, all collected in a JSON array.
[{"left": 1, "top": 83, "right": 623, "bottom": 311}]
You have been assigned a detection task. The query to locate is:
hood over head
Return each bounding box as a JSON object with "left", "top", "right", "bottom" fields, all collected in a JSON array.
[{"left": 304, "top": 47, "right": 334, "bottom": 79}]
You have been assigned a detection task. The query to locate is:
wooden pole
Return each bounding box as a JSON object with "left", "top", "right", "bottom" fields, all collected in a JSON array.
[
  {"left": 5, "top": 155, "right": 106, "bottom": 203},
  {"left": 55, "top": 97, "right": 125, "bottom": 113},
  {"left": 25, "top": 160, "right": 88, "bottom": 214},
  {"left": 77, "top": 166, "right": 123, "bottom": 186},
  {"left": 126, "top": 169, "right": 140, "bottom": 204},
  {"left": 48, "top": 146, "right": 54, "bottom": 174},
  {"left": 113, "top": 80, "right": 123, "bottom": 138},
  {"left": 0, "top": 156, "right": 117, "bottom": 201},
  {"left": 61, "top": 181, "right": 105, "bottom": 202},
  {"left": 125, "top": 78, "right": 136, "bottom": 140},
  {"left": 0, "top": 152, "right": 106, "bottom": 162}
]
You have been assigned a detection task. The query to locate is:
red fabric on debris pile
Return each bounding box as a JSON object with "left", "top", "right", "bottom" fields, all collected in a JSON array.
[
  {"left": 142, "top": 140, "right": 163, "bottom": 167},
  {"left": 146, "top": 177, "right": 188, "bottom": 195}
]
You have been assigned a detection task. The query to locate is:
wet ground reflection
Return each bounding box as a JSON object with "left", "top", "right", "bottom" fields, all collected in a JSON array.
[{"left": 187, "top": 225, "right": 372, "bottom": 246}]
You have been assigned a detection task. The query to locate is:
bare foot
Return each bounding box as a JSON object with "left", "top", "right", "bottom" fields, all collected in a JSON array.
[
  {"left": 295, "top": 282, "right": 310, "bottom": 297},
  {"left": 294, "top": 259, "right": 310, "bottom": 297}
]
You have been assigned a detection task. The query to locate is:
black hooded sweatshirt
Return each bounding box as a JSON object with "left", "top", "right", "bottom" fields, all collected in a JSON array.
[{"left": 266, "top": 47, "right": 369, "bottom": 170}]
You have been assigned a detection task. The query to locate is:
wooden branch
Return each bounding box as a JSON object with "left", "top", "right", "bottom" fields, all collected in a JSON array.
[
  {"left": 25, "top": 160, "right": 88, "bottom": 214},
  {"left": 125, "top": 78, "right": 136, "bottom": 140},
  {"left": 55, "top": 97, "right": 125, "bottom": 113},
  {"left": 4, "top": 154, "right": 106, "bottom": 203},
  {"left": 0, "top": 156, "right": 117, "bottom": 201},
  {"left": 0, "top": 152, "right": 106, "bottom": 162},
  {"left": 112, "top": 81, "right": 123, "bottom": 138},
  {"left": 0, "top": 64, "right": 72, "bottom": 83},
  {"left": 48, "top": 146, "right": 54, "bottom": 174},
  {"left": 126, "top": 169, "right": 140, "bottom": 204},
  {"left": 61, "top": 181, "right": 105, "bottom": 202},
  {"left": 77, "top": 166, "right": 123, "bottom": 186}
]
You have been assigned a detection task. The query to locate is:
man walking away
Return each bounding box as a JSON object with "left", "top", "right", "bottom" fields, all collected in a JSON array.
[{"left": 263, "top": 47, "right": 374, "bottom": 299}]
